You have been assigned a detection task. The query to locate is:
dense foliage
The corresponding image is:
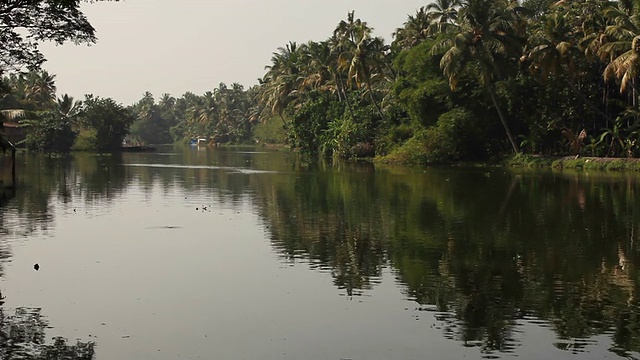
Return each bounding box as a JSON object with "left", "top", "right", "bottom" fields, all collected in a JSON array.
[
  {"left": 3, "top": 150, "right": 639, "bottom": 356},
  {"left": 5, "top": 0, "right": 640, "bottom": 162},
  {"left": 128, "top": 83, "right": 259, "bottom": 145},
  {"left": 0, "top": 0, "right": 119, "bottom": 72},
  {"left": 0, "top": 71, "right": 133, "bottom": 152},
  {"left": 247, "top": 0, "right": 640, "bottom": 162}
]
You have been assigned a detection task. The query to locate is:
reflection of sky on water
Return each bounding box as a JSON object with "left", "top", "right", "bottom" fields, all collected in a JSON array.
[
  {"left": 123, "top": 163, "right": 278, "bottom": 174},
  {"left": 0, "top": 149, "right": 639, "bottom": 360}
]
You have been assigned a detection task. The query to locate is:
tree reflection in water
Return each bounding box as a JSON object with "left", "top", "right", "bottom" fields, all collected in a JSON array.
[
  {"left": 1, "top": 156, "right": 96, "bottom": 360},
  {"left": 0, "top": 294, "right": 95, "bottom": 360},
  {"left": 254, "top": 163, "right": 640, "bottom": 357},
  {"left": 1, "top": 150, "right": 639, "bottom": 358}
]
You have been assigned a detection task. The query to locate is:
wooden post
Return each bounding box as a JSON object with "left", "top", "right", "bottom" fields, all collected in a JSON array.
[{"left": 11, "top": 146, "right": 16, "bottom": 188}]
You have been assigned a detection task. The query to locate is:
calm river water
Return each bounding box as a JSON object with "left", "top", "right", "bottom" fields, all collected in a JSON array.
[{"left": 0, "top": 146, "right": 639, "bottom": 360}]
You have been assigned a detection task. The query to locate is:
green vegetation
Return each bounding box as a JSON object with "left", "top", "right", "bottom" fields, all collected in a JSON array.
[
  {"left": 2, "top": 142, "right": 640, "bottom": 357},
  {"left": 129, "top": 83, "right": 259, "bottom": 145},
  {"left": 0, "top": 0, "right": 119, "bottom": 72},
  {"left": 253, "top": 0, "right": 640, "bottom": 163},
  {"left": 0, "top": 0, "right": 128, "bottom": 154},
  {"left": 0, "top": 295, "right": 95, "bottom": 360},
  {"left": 5, "top": 0, "right": 640, "bottom": 165},
  {"left": 249, "top": 158, "right": 640, "bottom": 355},
  {"left": 0, "top": 72, "right": 134, "bottom": 152}
]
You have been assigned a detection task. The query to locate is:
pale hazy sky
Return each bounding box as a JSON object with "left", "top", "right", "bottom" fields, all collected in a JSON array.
[{"left": 39, "top": 0, "right": 428, "bottom": 105}]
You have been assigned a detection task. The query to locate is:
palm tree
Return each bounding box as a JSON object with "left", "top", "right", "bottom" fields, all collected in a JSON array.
[
  {"left": 25, "top": 70, "right": 57, "bottom": 108},
  {"left": 261, "top": 41, "right": 304, "bottom": 125},
  {"left": 525, "top": 5, "right": 616, "bottom": 125},
  {"left": 191, "top": 91, "right": 218, "bottom": 127},
  {"left": 436, "top": 0, "right": 524, "bottom": 153},
  {"left": 300, "top": 40, "right": 338, "bottom": 96},
  {"left": 527, "top": 13, "right": 582, "bottom": 79},
  {"left": 56, "top": 94, "right": 82, "bottom": 118},
  {"left": 426, "top": 0, "right": 462, "bottom": 34},
  {"left": 333, "top": 11, "right": 388, "bottom": 118},
  {"left": 599, "top": 5, "right": 640, "bottom": 95},
  {"left": 158, "top": 93, "right": 175, "bottom": 113},
  {"left": 393, "top": 7, "right": 432, "bottom": 49}
]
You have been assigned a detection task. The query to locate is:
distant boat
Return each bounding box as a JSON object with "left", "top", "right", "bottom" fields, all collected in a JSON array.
[{"left": 190, "top": 137, "right": 208, "bottom": 147}]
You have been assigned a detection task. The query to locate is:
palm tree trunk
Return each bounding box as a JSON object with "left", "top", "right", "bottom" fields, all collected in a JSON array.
[
  {"left": 337, "top": 73, "right": 356, "bottom": 120},
  {"left": 487, "top": 85, "right": 520, "bottom": 153},
  {"left": 278, "top": 113, "right": 288, "bottom": 128},
  {"left": 366, "top": 80, "right": 384, "bottom": 119},
  {"left": 333, "top": 72, "right": 344, "bottom": 102}
]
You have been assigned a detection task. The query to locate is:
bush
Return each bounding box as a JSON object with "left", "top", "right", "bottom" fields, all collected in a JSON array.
[
  {"left": 378, "top": 108, "right": 485, "bottom": 164},
  {"left": 375, "top": 123, "right": 414, "bottom": 156},
  {"left": 254, "top": 116, "right": 288, "bottom": 144},
  {"left": 72, "top": 128, "right": 97, "bottom": 151},
  {"left": 289, "top": 92, "right": 344, "bottom": 158},
  {"left": 24, "top": 113, "right": 76, "bottom": 152}
]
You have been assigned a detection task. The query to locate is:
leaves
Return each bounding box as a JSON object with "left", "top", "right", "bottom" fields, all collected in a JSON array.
[{"left": 0, "top": 1, "right": 118, "bottom": 71}]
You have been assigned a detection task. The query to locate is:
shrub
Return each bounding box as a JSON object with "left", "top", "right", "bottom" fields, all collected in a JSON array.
[
  {"left": 25, "top": 113, "right": 76, "bottom": 152},
  {"left": 72, "top": 128, "right": 97, "bottom": 151},
  {"left": 254, "top": 116, "right": 288, "bottom": 144},
  {"left": 378, "top": 108, "right": 484, "bottom": 164}
]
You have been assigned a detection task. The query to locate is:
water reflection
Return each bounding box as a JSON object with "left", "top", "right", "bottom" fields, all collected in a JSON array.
[
  {"left": 0, "top": 297, "right": 95, "bottom": 359},
  {"left": 254, "top": 163, "right": 640, "bottom": 357},
  {"left": 0, "top": 148, "right": 638, "bottom": 359}
]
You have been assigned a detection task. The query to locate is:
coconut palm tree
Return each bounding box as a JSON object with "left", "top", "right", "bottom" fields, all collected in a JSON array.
[
  {"left": 527, "top": 13, "right": 583, "bottom": 79},
  {"left": 25, "top": 70, "right": 57, "bottom": 108},
  {"left": 191, "top": 91, "right": 218, "bottom": 127},
  {"left": 333, "top": 11, "right": 388, "bottom": 118},
  {"left": 261, "top": 41, "right": 304, "bottom": 125},
  {"left": 56, "top": 94, "right": 82, "bottom": 119},
  {"left": 524, "top": 4, "right": 617, "bottom": 127},
  {"left": 599, "top": 5, "right": 640, "bottom": 95},
  {"left": 393, "top": 7, "right": 432, "bottom": 49},
  {"left": 435, "top": 0, "right": 525, "bottom": 153},
  {"left": 300, "top": 40, "right": 338, "bottom": 96},
  {"left": 426, "top": 0, "right": 462, "bottom": 34}
]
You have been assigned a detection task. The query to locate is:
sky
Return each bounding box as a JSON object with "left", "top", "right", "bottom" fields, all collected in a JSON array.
[{"left": 39, "top": 0, "right": 429, "bottom": 106}]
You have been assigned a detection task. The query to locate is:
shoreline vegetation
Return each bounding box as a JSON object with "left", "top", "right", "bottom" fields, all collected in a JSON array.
[
  {"left": 505, "top": 154, "right": 640, "bottom": 172},
  {"left": 5, "top": 0, "right": 640, "bottom": 172},
  {"left": 378, "top": 152, "right": 640, "bottom": 172}
]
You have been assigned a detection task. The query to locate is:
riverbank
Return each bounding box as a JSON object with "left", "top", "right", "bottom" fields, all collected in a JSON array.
[{"left": 505, "top": 154, "right": 640, "bottom": 172}]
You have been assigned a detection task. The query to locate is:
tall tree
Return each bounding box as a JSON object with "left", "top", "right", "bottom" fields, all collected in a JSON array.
[
  {"left": 80, "top": 95, "right": 134, "bottom": 151},
  {"left": 393, "top": 7, "right": 432, "bottom": 49},
  {"left": 334, "top": 11, "right": 388, "bottom": 118},
  {"left": 25, "top": 70, "right": 57, "bottom": 108},
  {"left": 599, "top": 4, "right": 640, "bottom": 94},
  {"left": 436, "top": 0, "right": 525, "bottom": 153},
  {"left": 426, "top": 0, "right": 462, "bottom": 34},
  {"left": 300, "top": 41, "right": 338, "bottom": 96},
  {"left": 525, "top": 9, "right": 615, "bottom": 128},
  {"left": 261, "top": 41, "right": 303, "bottom": 124},
  {"left": 0, "top": 0, "right": 120, "bottom": 72}
]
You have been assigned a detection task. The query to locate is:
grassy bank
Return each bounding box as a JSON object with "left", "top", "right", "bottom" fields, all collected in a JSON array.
[{"left": 505, "top": 154, "right": 640, "bottom": 172}]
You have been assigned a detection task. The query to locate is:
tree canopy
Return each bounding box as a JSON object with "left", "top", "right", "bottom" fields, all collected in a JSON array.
[
  {"left": 7, "top": 1, "right": 640, "bottom": 162},
  {"left": 0, "top": 0, "right": 118, "bottom": 72}
]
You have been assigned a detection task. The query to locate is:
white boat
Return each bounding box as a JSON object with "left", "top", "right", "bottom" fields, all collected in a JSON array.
[{"left": 190, "top": 137, "right": 209, "bottom": 147}]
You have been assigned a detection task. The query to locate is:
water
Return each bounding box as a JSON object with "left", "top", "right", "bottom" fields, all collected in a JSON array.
[{"left": 0, "top": 147, "right": 639, "bottom": 360}]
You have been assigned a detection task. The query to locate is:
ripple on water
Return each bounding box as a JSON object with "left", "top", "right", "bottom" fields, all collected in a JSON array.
[{"left": 123, "top": 163, "right": 277, "bottom": 174}]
